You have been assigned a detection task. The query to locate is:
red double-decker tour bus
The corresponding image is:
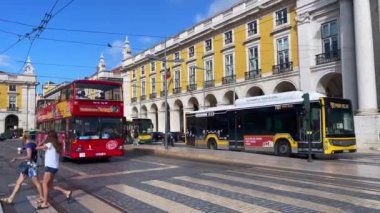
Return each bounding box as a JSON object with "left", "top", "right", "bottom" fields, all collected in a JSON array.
[{"left": 36, "top": 80, "right": 125, "bottom": 160}]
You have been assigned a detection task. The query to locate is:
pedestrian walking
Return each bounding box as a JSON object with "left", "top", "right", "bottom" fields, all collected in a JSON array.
[
  {"left": 0, "top": 132, "right": 43, "bottom": 204},
  {"left": 35, "top": 130, "right": 72, "bottom": 209},
  {"left": 133, "top": 127, "right": 139, "bottom": 146}
]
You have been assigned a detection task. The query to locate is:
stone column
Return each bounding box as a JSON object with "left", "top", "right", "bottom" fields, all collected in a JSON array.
[
  {"left": 158, "top": 108, "right": 165, "bottom": 132},
  {"left": 340, "top": 0, "right": 358, "bottom": 111},
  {"left": 170, "top": 109, "right": 180, "bottom": 132},
  {"left": 353, "top": 0, "right": 379, "bottom": 114}
]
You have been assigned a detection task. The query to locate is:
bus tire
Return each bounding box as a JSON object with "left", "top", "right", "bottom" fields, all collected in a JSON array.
[
  {"left": 276, "top": 140, "right": 291, "bottom": 157},
  {"left": 208, "top": 139, "right": 217, "bottom": 150}
]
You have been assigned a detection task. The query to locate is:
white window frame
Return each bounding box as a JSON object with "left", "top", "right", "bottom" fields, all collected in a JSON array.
[
  {"left": 188, "top": 64, "right": 196, "bottom": 86},
  {"left": 132, "top": 70, "right": 136, "bottom": 79},
  {"left": 150, "top": 62, "right": 155, "bottom": 72},
  {"left": 247, "top": 44, "right": 260, "bottom": 72},
  {"left": 205, "top": 38, "right": 213, "bottom": 52},
  {"left": 174, "top": 69, "right": 181, "bottom": 89},
  {"left": 151, "top": 76, "right": 156, "bottom": 94},
  {"left": 276, "top": 36, "right": 290, "bottom": 65},
  {"left": 274, "top": 8, "right": 289, "bottom": 27},
  {"left": 141, "top": 65, "right": 145, "bottom": 76},
  {"left": 247, "top": 20, "right": 259, "bottom": 37},
  {"left": 204, "top": 57, "right": 214, "bottom": 82},
  {"left": 141, "top": 80, "right": 146, "bottom": 96},
  {"left": 223, "top": 51, "right": 235, "bottom": 77},
  {"left": 188, "top": 46, "right": 195, "bottom": 58},
  {"left": 273, "top": 31, "right": 292, "bottom": 65},
  {"left": 174, "top": 52, "right": 180, "bottom": 60},
  {"left": 8, "top": 95, "right": 16, "bottom": 109},
  {"left": 224, "top": 30, "right": 234, "bottom": 46},
  {"left": 321, "top": 20, "right": 339, "bottom": 53},
  {"left": 132, "top": 82, "right": 137, "bottom": 98},
  {"left": 9, "top": 84, "right": 16, "bottom": 92}
]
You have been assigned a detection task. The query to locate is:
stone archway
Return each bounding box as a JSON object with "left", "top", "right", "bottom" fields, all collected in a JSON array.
[
  {"left": 273, "top": 81, "right": 297, "bottom": 93},
  {"left": 141, "top": 105, "right": 148, "bottom": 118},
  {"left": 173, "top": 99, "right": 184, "bottom": 132},
  {"left": 187, "top": 97, "right": 200, "bottom": 111},
  {"left": 149, "top": 104, "right": 159, "bottom": 131},
  {"left": 246, "top": 86, "right": 264, "bottom": 97},
  {"left": 316, "top": 73, "right": 342, "bottom": 97},
  {"left": 5, "top": 114, "right": 18, "bottom": 132},
  {"left": 205, "top": 94, "right": 217, "bottom": 108},
  {"left": 223, "top": 90, "right": 239, "bottom": 105},
  {"left": 131, "top": 107, "right": 138, "bottom": 118}
]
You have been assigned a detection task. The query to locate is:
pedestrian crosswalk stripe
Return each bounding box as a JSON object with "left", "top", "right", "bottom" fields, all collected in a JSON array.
[
  {"left": 205, "top": 173, "right": 380, "bottom": 210},
  {"left": 107, "top": 184, "right": 203, "bottom": 213},
  {"left": 71, "top": 190, "right": 123, "bottom": 213},
  {"left": 230, "top": 170, "right": 380, "bottom": 195},
  {"left": 174, "top": 176, "right": 344, "bottom": 213},
  {"left": 144, "top": 180, "right": 280, "bottom": 213},
  {"left": 27, "top": 195, "right": 58, "bottom": 213}
]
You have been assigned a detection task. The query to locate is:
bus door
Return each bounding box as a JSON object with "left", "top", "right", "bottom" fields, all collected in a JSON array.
[
  {"left": 64, "top": 118, "right": 73, "bottom": 157},
  {"left": 298, "top": 105, "right": 323, "bottom": 153},
  {"left": 229, "top": 111, "right": 244, "bottom": 151}
]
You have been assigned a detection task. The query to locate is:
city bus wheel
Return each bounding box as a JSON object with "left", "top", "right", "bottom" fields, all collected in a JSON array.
[
  {"left": 276, "top": 140, "right": 291, "bottom": 157},
  {"left": 208, "top": 139, "right": 217, "bottom": 150}
]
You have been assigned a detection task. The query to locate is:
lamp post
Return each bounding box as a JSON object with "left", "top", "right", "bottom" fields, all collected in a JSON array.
[
  {"left": 191, "top": 66, "right": 206, "bottom": 110},
  {"left": 147, "top": 48, "right": 183, "bottom": 149}
]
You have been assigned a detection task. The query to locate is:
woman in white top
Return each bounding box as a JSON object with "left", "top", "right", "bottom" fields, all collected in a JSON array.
[{"left": 36, "top": 130, "right": 72, "bottom": 209}]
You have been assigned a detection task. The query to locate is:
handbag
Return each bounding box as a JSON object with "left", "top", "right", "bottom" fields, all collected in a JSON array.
[{"left": 18, "top": 161, "right": 30, "bottom": 174}]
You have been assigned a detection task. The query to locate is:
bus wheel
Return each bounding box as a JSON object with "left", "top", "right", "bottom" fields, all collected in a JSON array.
[
  {"left": 276, "top": 140, "right": 291, "bottom": 157},
  {"left": 208, "top": 139, "right": 217, "bottom": 150}
]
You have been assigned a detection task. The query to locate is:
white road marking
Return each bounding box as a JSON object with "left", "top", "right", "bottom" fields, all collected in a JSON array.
[
  {"left": 70, "top": 190, "right": 123, "bottom": 213},
  {"left": 108, "top": 184, "right": 203, "bottom": 213},
  {"left": 27, "top": 195, "right": 58, "bottom": 213}
]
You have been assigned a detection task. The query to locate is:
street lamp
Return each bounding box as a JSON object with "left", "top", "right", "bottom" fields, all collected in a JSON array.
[
  {"left": 146, "top": 49, "right": 183, "bottom": 149},
  {"left": 190, "top": 66, "right": 206, "bottom": 110}
]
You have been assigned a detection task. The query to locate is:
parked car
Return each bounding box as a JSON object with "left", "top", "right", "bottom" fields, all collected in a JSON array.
[{"left": 152, "top": 131, "right": 164, "bottom": 142}]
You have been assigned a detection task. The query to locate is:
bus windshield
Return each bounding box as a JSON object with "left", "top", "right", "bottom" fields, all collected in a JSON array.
[
  {"left": 74, "top": 117, "right": 123, "bottom": 140},
  {"left": 133, "top": 119, "right": 153, "bottom": 134},
  {"left": 75, "top": 82, "right": 122, "bottom": 101},
  {"left": 325, "top": 101, "right": 355, "bottom": 137}
]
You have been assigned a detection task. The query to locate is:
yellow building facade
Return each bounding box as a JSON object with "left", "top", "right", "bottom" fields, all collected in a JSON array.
[
  {"left": 122, "top": 0, "right": 299, "bottom": 132},
  {"left": 0, "top": 57, "right": 38, "bottom": 134}
]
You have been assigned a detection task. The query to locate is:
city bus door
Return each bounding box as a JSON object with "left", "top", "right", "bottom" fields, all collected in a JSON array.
[
  {"left": 298, "top": 106, "right": 323, "bottom": 153},
  {"left": 229, "top": 111, "right": 244, "bottom": 151}
]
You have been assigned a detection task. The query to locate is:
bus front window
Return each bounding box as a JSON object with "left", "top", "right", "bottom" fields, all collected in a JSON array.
[
  {"left": 100, "top": 118, "right": 122, "bottom": 139},
  {"left": 325, "top": 107, "right": 355, "bottom": 137},
  {"left": 74, "top": 117, "right": 99, "bottom": 139}
]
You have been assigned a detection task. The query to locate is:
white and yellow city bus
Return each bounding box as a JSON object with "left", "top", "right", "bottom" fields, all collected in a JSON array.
[{"left": 185, "top": 91, "right": 356, "bottom": 156}]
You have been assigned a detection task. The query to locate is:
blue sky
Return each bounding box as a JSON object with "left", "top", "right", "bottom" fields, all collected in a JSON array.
[{"left": 0, "top": 0, "right": 240, "bottom": 93}]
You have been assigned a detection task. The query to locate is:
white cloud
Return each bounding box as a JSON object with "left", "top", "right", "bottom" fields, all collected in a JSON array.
[
  {"left": 104, "top": 39, "right": 124, "bottom": 68},
  {"left": 138, "top": 36, "right": 156, "bottom": 44},
  {"left": 0, "top": 55, "right": 11, "bottom": 67},
  {"left": 195, "top": 0, "right": 240, "bottom": 22}
]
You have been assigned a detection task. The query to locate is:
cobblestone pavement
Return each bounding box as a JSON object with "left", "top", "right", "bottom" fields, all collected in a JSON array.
[{"left": 1, "top": 140, "right": 380, "bottom": 213}]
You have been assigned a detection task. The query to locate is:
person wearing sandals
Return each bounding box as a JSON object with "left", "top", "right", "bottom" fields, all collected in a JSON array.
[
  {"left": 35, "top": 130, "right": 72, "bottom": 209},
  {"left": 0, "top": 132, "right": 43, "bottom": 204}
]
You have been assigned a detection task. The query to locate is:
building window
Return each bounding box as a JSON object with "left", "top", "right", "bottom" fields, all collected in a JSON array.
[
  {"left": 132, "top": 70, "right": 136, "bottom": 79},
  {"left": 174, "top": 52, "right": 180, "bottom": 60},
  {"left": 151, "top": 77, "right": 156, "bottom": 93},
  {"left": 247, "top": 20, "right": 258, "bottom": 36},
  {"left": 162, "top": 59, "right": 166, "bottom": 70},
  {"left": 141, "top": 66, "right": 145, "bottom": 76},
  {"left": 132, "top": 82, "right": 137, "bottom": 98},
  {"left": 9, "top": 95, "right": 16, "bottom": 109},
  {"left": 162, "top": 73, "right": 166, "bottom": 89},
  {"left": 275, "top": 8, "right": 288, "bottom": 26},
  {"left": 276, "top": 37, "right": 289, "bottom": 65},
  {"left": 225, "top": 53, "right": 234, "bottom": 76},
  {"left": 175, "top": 70, "right": 181, "bottom": 89},
  {"left": 189, "top": 66, "right": 196, "bottom": 85},
  {"left": 205, "top": 60, "right": 213, "bottom": 81},
  {"left": 9, "top": 84, "right": 16, "bottom": 92},
  {"left": 322, "top": 20, "right": 339, "bottom": 55},
  {"left": 188, "top": 46, "right": 195, "bottom": 58},
  {"left": 151, "top": 62, "right": 155, "bottom": 72},
  {"left": 248, "top": 46, "right": 259, "bottom": 71},
  {"left": 224, "top": 31, "right": 233, "bottom": 45},
  {"left": 141, "top": 80, "right": 145, "bottom": 96},
  {"left": 205, "top": 39, "right": 212, "bottom": 52}
]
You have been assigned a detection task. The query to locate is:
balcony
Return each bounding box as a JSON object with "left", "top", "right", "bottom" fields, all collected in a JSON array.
[
  {"left": 140, "top": 95, "right": 146, "bottom": 101},
  {"left": 273, "top": 62, "right": 293, "bottom": 74},
  {"left": 187, "top": 84, "right": 197, "bottom": 92},
  {"left": 204, "top": 80, "right": 215, "bottom": 88},
  {"left": 222, "top": 75, "right": 236, "bottom": 85},
  {"left": 160, "top": 90, "right": 167, "bottom": 97},
  {"left": 245, "top": 69, "right": 261, "bottom": 80},
  {"left": 316, "top": 50, "right": 341, "bottom": 65},
  {"left": 173, "top": 87, "right": 182, "bottom": 94},
  {"left": 150, "top": 93, "right": 156, "bottom": 100},
  {"left": 131, "top": 97, "right": 137, "bottom": 103},
  {"left": 7, "top": 107, "right": 18, "bottom": 112}
]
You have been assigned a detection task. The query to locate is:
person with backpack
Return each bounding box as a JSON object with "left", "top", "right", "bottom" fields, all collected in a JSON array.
[
  {"left": 0, "top": 132, "right": 43, "bottom": 204},
  {"left": 35, "top": 130, "right": 72, "bottom": 209}
]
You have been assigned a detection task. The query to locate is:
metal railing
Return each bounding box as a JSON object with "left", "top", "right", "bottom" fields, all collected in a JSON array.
[
  {"left": 245, "top": 69, "right": 261, "bottom": 80},
  {"left": 272, "top": 62, "right": 293, "bottom": 74},
  {"left": 131, "top": 97, "right": 137, "bottom": 103},
  {"left": 173, "top": 87, "right": 182, "bottom": 94},
  {"left": 160, "top": 90, "right": 167, "bottom": 97},
  {"left": 316, "top": 50, "right": 341, "bottom": 65},
  {"left": 150, "top": 93, "right": 156, "bottom": 99},
  {"left": 222, "top": 75, "right": 236, "bottom": 85},
  {"left": 140, "top": 95, "right": 146, "bottom": 101},
  {"left": 187, "top": 84, "right": 197, "bottom": 92},
  {"left": 204, "top": 80, "right": 215, "bottom": 88},
  {"left": 7, "top": 107, "right": 18, "bottom": 111}
]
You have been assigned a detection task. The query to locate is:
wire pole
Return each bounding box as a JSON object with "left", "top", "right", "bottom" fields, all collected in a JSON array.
[{"left": 164, "top": 39, "right": 168, "bottom": 149}]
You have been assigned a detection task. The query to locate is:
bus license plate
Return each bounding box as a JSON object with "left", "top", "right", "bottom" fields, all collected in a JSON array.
[
  {"left": 96, "top": 152, "right": 106, "bottom": 156},
  {"left": 79, "top": 153, "right": 86, "bottom": 158}
]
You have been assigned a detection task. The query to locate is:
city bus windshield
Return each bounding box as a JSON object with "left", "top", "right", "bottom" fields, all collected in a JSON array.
[
  {"left": 325, "top": 100, "right": 355, "bottom": 137},
  {"left": 75, "top": 83, "right": 122, "bottom": 101},
  {"left": 133, "top": 119, "right": 153, "bottom": 134},
  {"left": 74, "top": 117, "right": 123, "bottom": 139}
]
